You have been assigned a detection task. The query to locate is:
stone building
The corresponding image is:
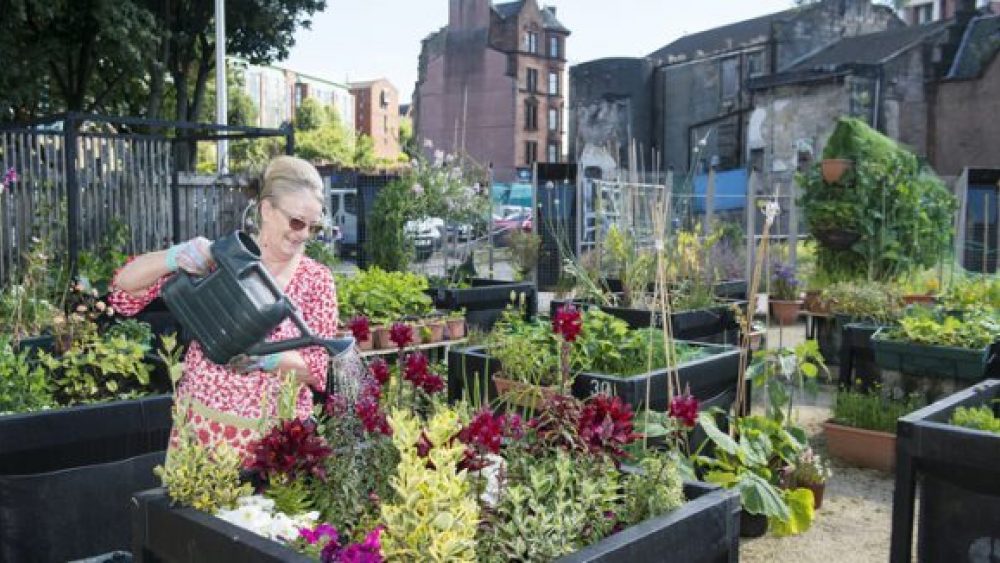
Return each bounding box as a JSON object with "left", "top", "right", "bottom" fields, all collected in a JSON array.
[
  {"left": 349, "top": 79, "right": 401, "bottom": 160},
  {"left": 903, "top": 0, "right": 999, "bottom": 24},
  {"left": 569, "top": 0, "right": 901, "bottom": 177},
  {"left": 413, "top": 0, "right": 570, "bottom": 182}
]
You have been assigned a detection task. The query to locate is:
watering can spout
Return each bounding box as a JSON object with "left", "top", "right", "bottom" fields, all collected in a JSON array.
[{"left": 162, "top": 231, "right": 354, "bottom": 365}]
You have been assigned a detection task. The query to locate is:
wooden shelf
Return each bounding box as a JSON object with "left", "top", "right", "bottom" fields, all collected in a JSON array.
[{"left": 358, "top": 338, "right": 469, "bottom": 358}]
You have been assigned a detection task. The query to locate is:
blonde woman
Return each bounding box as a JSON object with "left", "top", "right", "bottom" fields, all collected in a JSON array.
[{"left": 110, "top": 155, "right": 338, "bottom": 459}]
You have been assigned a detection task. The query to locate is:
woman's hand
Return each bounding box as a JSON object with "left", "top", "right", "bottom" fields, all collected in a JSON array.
[
  {"left": 167, "top": 236, "right": 214, "bottom": 276},
  {"left": 228, "top": 351, "right": 320, "bottom": 388}
]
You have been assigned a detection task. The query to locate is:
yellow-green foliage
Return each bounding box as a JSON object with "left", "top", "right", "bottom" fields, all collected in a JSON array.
[
  {"left": 380, "top": 408, "right": 479, "bottom": 562},
  {"left": 154, "top": 409, "right": 251, "bottom": 513},
  {"left": 622, "top": 453, "right": 685, "bottom": 526}
]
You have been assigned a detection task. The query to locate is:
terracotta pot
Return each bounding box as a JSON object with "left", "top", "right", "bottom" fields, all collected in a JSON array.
[
  {"left": 446, "top": 317, "right": 466, "bottom": 340},
  {"left": 493, "top": 376, "right": 562, "bottom": 410},
  {"left": 373, "top": 325, "right": 393, "bottom": 349},
  {"left": 419, "top": 321, "right": 446, "bottom": 344},
  {"left": 902, "top": 294, "right": 935, "bottom": 306},
  {"left": 804, "top": 290, "right": 827, "bottom": 314},
  {"left": 355, "top": 333, "right": 373, "bottom": 351},
  {"left": 823, "top": 420, "right": 896, "bottom": 472},
  {"left": 804, "top": 482, "right": 826, "bottom": 509},
  {"left": 770, "top": 299, "right": 803, "bottom": 326},
  {"left": 821, "top": 158, "right": 853, "bottom": 183}
]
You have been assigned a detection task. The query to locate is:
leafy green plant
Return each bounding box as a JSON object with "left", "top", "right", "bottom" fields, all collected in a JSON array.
[
  {"left": 880, "top": 308, "right": 1000, "bottom": 349},
  {"left": 0, "top": 336, "right": 53, "bottom": 413},
  {"left": 77, "top": 217, "right": 130, "bottom": 294},
  {"left": 104, "top": 319, "right": 153, "bottom": 350},
  {"left": 336, "top": 268, "right": 434, "bottom": 325},
  {"left": 0, "top": 235, "right": 65, "bottom": 340},
  {"left": 821, "top": 280, "right": 902, "bottom": 324},
  {"left": 621, "top": 452, "right": 685, "bottom": 527},
  {"left": 939, "top": 275, "right": 1000, "bottom": 311},
  {"left": 832, "top": 387, "right": 924, "bottom": 433},
  {"left": 305, "top": 239, "right": 339, "bottom": 271},
  {"left": 39, "top": 328, "right": 154, "bottom": 405},
  {"left": 479, "top": 448, "right": 621, "bottom": 562},
  {"left": 749, "top": 340, "right": 828, "bottom": 425},
  {"left": 950, "top": 404, "right": 1000, "bottom": 434},
  {"left": 508, "top": 228, "right": 541, "bottom": 280}
]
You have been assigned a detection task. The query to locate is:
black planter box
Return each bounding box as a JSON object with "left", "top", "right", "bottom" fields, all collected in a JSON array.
[
  {"left": 133, "top": 482, "right": 738, "bottom": 563},
  {"left": 549, "top": 299, "right": 744, "bottom": 345},
  {"left": 713, "top": 279, "right": 748, "bottom": 301},
  {"left": 890, "top": 380, "right": 1000, "bottom": 563},
  {"left": 0, "top": 395, "right": 173, "bottom": 561},
  {"left": 448, "top": 343, "right": 741, "bottom": 412},
  {"left": 838, "top": 322, "right": 882, "bottom": 389},
  {"left": 872, "top": 329, "right": 997, "bottom": 381},
  {"left": 428, "top": 278, "right": 537, "bottom": 330}
]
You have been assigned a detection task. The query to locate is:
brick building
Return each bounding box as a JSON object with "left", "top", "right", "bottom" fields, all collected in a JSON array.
[
  {"left": 413, "top": 0, "right": 570, "bottom": 183},
  {"left": 349, "top": 79, "right": 402, "bottom": 160},
  {"left": 232, "top": 58, "right": 354, "bottom": 132}
]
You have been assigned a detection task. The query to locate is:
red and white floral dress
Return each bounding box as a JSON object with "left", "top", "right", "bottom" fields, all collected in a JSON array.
[{"left": 109, "top": 256, "right": 338, "bottom": 461}]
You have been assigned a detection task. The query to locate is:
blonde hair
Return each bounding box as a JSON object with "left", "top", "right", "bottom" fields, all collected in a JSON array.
[{"left": 261, "top": 155, "right": 324, "bottom": 205}]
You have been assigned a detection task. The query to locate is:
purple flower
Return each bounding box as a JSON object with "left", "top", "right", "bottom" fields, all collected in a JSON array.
[{"left": 3, "top": 168, "right": 17, "bottom": 186}]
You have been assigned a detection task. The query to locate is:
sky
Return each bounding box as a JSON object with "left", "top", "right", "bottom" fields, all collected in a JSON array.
[{"left": 284, "top": 0, "right": 797, "bottom": 103}]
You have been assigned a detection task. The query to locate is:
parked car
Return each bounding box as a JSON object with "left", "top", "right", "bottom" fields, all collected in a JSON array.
[
  {"left": 404, "top": 218, "right": 443, "bottom": 261},
  {"left": 492, "top": 208, "right": 532, "bottom": 245}
]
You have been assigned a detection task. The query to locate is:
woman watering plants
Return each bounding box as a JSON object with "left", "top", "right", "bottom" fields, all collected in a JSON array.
[{"left": 110, "top": 155, "right": 342, "bottom": 460}]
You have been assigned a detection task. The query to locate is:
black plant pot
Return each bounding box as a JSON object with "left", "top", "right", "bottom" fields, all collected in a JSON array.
[
  {"left": 740, "top": 510, "right": 769, "bottom": 538},
  {"left": 814, "top": 228, "right": 861, "bottom": 250}
]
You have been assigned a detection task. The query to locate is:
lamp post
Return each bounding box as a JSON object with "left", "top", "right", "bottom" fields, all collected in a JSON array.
[{"left": 215, "top": 0, "right": 228, "bottom": 173}]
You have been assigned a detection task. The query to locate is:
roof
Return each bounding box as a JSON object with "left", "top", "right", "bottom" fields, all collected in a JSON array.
[
  {"left": 787, "top": 20, "right": 949, "bottom": 71},
  {"left": 492, "top": 1, "right": 569, "bottom": 33},
  {"left": 647, "top": 6, "right": 811, "bottom": 64},
  {"left": 947, "top": 14, "right": 1000, "bottom": 79}
]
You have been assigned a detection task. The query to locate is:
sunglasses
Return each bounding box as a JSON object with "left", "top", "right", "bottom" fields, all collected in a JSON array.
[{"left": 268, "top": 200, "right": 325, "bottom": 235}]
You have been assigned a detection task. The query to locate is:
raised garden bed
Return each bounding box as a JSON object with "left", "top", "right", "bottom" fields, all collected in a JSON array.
[
  {"left": 872, "top": 329, "right": 997, "bottom": 381},
  {"left": 838, "top": 322, "right": 882, "bottom": 389},
  {"left": 890, "top": 379, "right": 1000, "bottom": 563},
  {"left": 549, "top": 299, "right": 743, "bottom": 345},
  {"left": 0, "top": 394, "right": 173, "bottom": 561},
  {"left": 131, "top": 482, "right": 739, "bottom": 563},
  {"left": 429, "top": 278, "right": 537, "bottom": 330},
  {"left": 447, "top": 343, "right": 741, "bottom": 412}
]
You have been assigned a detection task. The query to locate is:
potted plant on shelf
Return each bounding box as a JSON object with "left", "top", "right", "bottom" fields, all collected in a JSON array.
[
  {"left": 821, "top": 158, "right": 853, "bottom": 184},
  {"left": 823, "top": 385, "right": 924, "bottom": 472},
  {"left": 782, "top": 447, "right": 832, "bottom": 509},
  {"left": 337, "top": 268, "right": 435, "bottom": 350},
  {"left": 769, "top": 261, "right": 802, "bottom": 326}
]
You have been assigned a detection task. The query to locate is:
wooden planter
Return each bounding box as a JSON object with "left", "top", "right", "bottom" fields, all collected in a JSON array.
[
  {"left": 132, "top": 482, "right": 740, "bottom": 563},
  {"left": 821, "top": 158, "right": 853, "bottom": 183},
  {"left": 823, "top": 420, "right": 896, "bottom": 472},
  {"left": 890, "top": 380, "right": 1000, "bottom": 563},
  {"left": 770, "top": 299, "right": 803, "bottom": 326},
  {"left": 901, "top": 293, "right": 935, "bottom": 306}
]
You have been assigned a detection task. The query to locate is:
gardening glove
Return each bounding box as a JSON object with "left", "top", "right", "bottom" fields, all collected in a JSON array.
[
  {"left": 228, "top": 353, "right": 282, "bottom": 374},
  {"left": 165, "top": 237, "right": 214, "bottom": 276}
]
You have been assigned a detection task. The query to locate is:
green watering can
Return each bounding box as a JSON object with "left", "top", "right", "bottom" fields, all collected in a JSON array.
[{"left": 161, "top": 231, "right": 353, "bottom": 365}]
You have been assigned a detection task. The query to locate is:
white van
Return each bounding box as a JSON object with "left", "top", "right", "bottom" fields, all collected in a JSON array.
[{"left": 329, "top": 188, "right": 358, "bottom": 251}]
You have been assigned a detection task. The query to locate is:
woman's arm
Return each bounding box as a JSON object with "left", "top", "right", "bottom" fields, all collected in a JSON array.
[{"left": 113, "top": 250, "right": 173, "bottom": 297}]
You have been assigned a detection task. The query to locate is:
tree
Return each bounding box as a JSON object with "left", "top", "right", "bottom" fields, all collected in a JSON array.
[
  {"left": 294, "top": 97, "right": 325, "bottom": 131},
  {"left": 295, "top": 105, "right": 355, "bottom": 165},
  {"left": 0, "top": 0, "right": 158, "bottom": 120}
]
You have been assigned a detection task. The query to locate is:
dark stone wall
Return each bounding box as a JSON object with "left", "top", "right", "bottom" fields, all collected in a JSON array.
[
  {"left": 773, "top": 0, "right": 903, "bottom": 70},
  {"left": 568, "top": 58, "right": 654, "bottom": 172},
  {"left": 932, "top": 53, "right": 1000, "bottom": 176}
]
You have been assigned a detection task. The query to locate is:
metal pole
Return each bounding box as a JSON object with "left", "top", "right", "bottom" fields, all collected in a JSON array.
[
  {"left": 65, "top": 115, "right": 80, "bottom": 277},
  {"left": 215, "top": 0, "right": 228, "bottom": 173},
  {"left": 487, "top": 163, "right": 494, "bottom": 279}
]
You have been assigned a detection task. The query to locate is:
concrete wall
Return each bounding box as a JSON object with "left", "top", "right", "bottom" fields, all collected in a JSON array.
[
  {"left": 932, "top": 52, "right": 1000, "bottom": 175},
  {"left": 568, "top": 58, "right": 654, "bottom": 179},
  {"left": 772, "top": 0, "right": 903, "bottom": 70}
]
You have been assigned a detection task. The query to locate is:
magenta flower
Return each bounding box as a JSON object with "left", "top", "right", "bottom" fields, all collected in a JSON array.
[
  {"left": 355, "top": 382, "right": 391, "bottom": 436},
  {"left": 668, "top": 392, "right": 699, "bottom": 428},
  {"left": 577, "top": 394, "right": 639, "bottom": 460},
  {"left": 552, "top": 304, "right": 583, "bottom": 342},
  {"left": 246, "top": 418, "right": 333, "bottom": 481},
  {"left": 368, "top": 357, "right": 391, "bottom": 386},
  {"left": 389, "top": 322, "right": 413, "bottom": 348},
  {"left": 347, "top": 316, "right": 371, "bottom": 342},
  {"left": 300, "top": 522, "right": 339, "bottom": 545},
  {"left": 3, "top": 167, "right": 17, "bottom": 185},
  {"left": 324, "top": 393, "right": 348, "bottom": 418},
  {"left": 402, "top": 352, "right": 429, "bottom": 385},
  {"left": 418, "top": 372, "right": 444, "bottom": 395}
]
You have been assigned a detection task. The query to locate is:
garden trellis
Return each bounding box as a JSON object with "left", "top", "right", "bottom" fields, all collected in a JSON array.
[{"left": 0, "top": 112, "right": 292, "bottom": 285}]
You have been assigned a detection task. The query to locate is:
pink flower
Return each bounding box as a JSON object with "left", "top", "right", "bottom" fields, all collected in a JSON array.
[
  {"left": 3, "top": 167, "right": 17, "bottom": 186},
  {"left": 368, "top": 358, "right": 390, "bottom": 386},
  {"left": 552, "top": 304, "right": 583, "bottom": 342},
  {"left": 668, "top": 392, "right": 699, "bottom": 428},
  {"left": 389, "top": 322, "right": 413, "bottom": 348},
  {"left": 347, "top": 316, "right": 370, "bottom": 342}
]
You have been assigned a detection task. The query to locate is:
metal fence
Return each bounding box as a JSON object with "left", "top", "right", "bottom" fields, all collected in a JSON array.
[{"left": 0, "top": 112, "right": 291, "bottom": 285}]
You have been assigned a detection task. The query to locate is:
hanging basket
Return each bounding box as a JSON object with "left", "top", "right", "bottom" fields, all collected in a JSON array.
[
  {"left": 821, "top": 158, "right": 853, "bottom": 183},
  {"left": 814, "top": 228, "right": 861, "bottom": 250}
]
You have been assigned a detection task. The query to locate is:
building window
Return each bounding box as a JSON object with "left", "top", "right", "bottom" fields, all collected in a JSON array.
[
  {"left": 549, "top": 36, "right": 560, "bottom": 58},
  {"left": 915, "top": 3, "right": 933, "bottom": 24},
  {"left": 526, "top": 68, "right": 538, "bottom": 92},
  {"left": 525, "top": 141, "right": 538, "bottom": 165},
  {"left": 547, "top": 141, "right": 559, "bottom": 163},
  {"left": 548, "top": 107, "right": 559, "bottom": 132},
  {"left": 525, "top": 31, "right": 538, "bottom": 54},
  {"left": 524, "top": 100, "right": 538, "bottom": 130},
  {"left": 720, "top": 57, "right": 739, "bottom": 100},
  {"left": 548, "top": 71, "right": 559, "bottom": 95},
  {"left": 747, "top": 51, "right": 764, "bottom": 77},
  {"left": 380, "top": 90, "right": 389, "bottom": 108}
]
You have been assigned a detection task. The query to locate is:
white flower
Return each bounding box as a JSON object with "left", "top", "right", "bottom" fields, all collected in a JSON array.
[
  {"left": 410, "top": 158, "right": 420, "bottom": 169},
  {"left": 764, "top": 200, "right": 781, "bottom": 220},
  {"left": 545, "top": 181, "right": 555, "bottom": 190},
  {"left": 473, "top": 182, "right": 481, "bottom": 194},
  {"left": 444, "top": 153, "right": 456, "bottom": 164},
  {"left": 412, "top": 183, "right": 424, "bottom": 195},
  {"left": 471, "top": 454, "right": 506, "bottom": 508},
  {"left": 433, "top": 149, "right": 445, "bottom": 166},
  {"left": 216, "top": 505, "right": 272, "bottom": 537},
  {"left": 267, "top": 512, "right": 300, "bottom": 542},
  {"left": 423, "top": 138, "right": 434, "bottom": 148},
  {"left": 238, "top": 495, "right": 276, "bottom": 511}
]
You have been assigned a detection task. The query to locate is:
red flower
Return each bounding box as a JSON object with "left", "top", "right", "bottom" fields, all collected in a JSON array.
[
  {"left": 415, "top": 431, "right": 433, "bottom": 458},
  {"left": 552, "top": 304, "right": 583, "bottom": 342},
  {"left": 669, "top": 392, "right": 699, "bottom": 428},
  {"left": 368, "top": 358, "right": 391, "bottom": 386},
  {"left": 389, "top": 322, "right": 413, "bottom": 348},
  {"left": 403, "top": 352, "right": 429, "bottom": 385},
  {"left": 355, "top": 382, "right": 391, "bottom": 436},
  {"left": 577, "top": 394, "right": 638, "bottom": 460},
  {"left": 458, "top": 409, "right": 505, "bottom": 454},
  {"left": 347, "top": 316, "right": 371, "bottom": 342},
  {"left": 246, "top": 418, "right": 333, "bottom": 481},
  {"left": 418, "top": 373, "right": 445, "bottom": 395}
]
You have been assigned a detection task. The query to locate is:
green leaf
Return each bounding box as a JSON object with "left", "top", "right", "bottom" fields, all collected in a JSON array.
[
  {"left": 770, "top": 487, "right": 816, "bottom": 536},
  {"left": 697, "top": 411, "right": 739, "bottom": 455},
  {"left": 737, "top": 472, "right": 790, "bottom": 522}
]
